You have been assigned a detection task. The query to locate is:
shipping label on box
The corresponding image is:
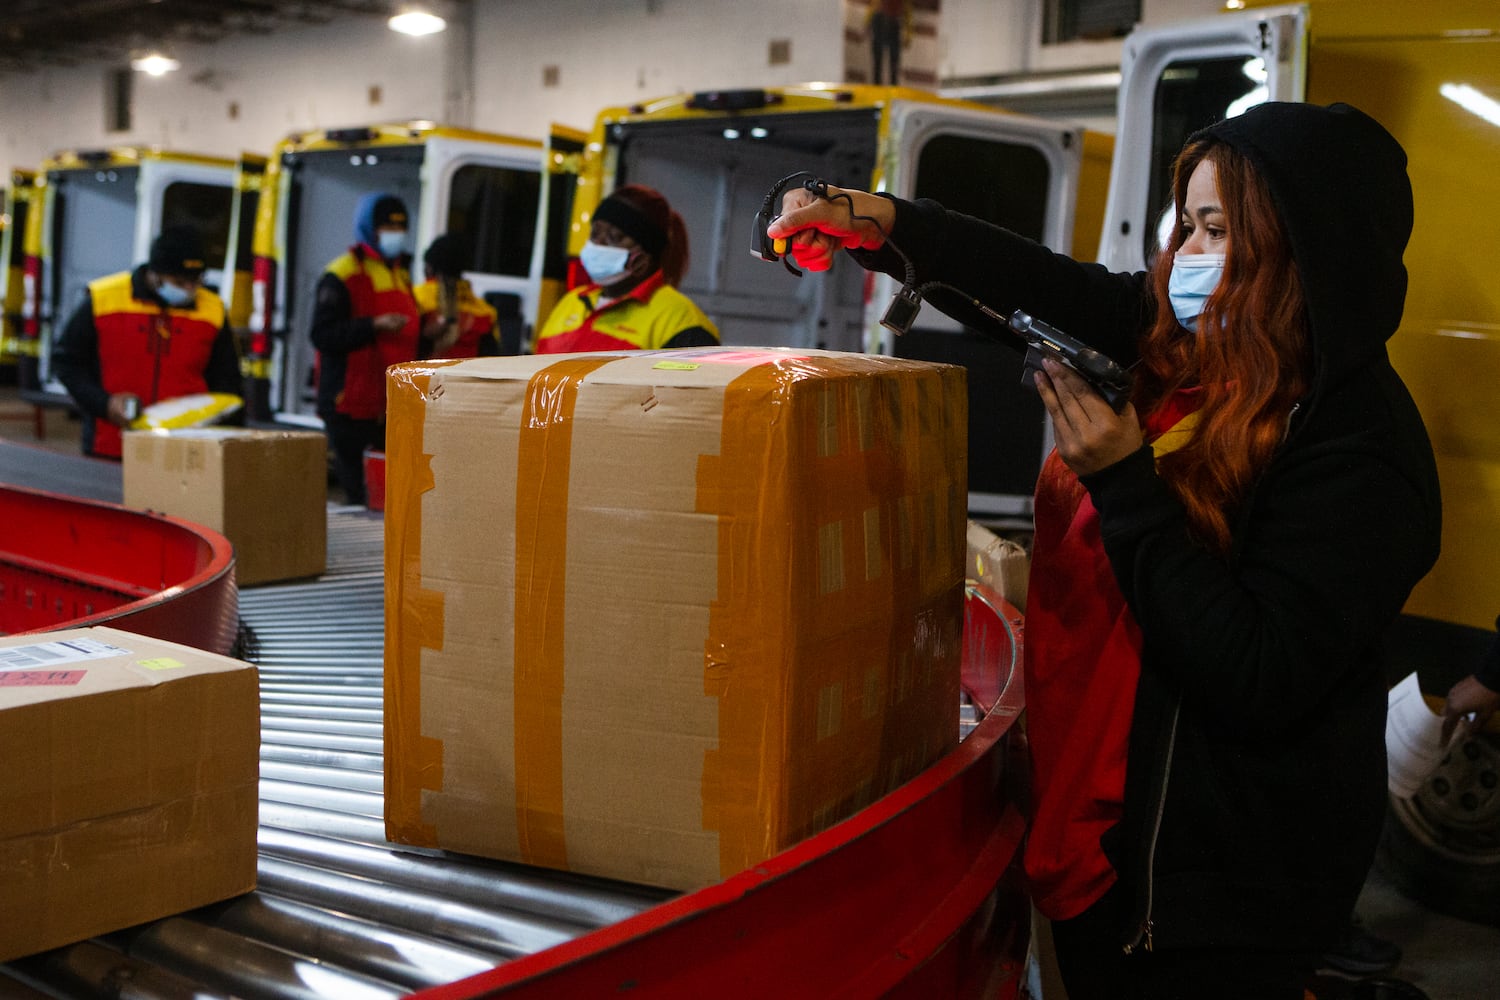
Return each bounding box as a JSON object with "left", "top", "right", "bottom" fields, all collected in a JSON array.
[
  {"left": 0, "top": 626, "right": 260, "bottom": 962},
  {"left": 123, "top": 428, "right": 327, "bottom": 586},
  {"left": 384, "top": 348, "right": 967, "bottom": 890}
]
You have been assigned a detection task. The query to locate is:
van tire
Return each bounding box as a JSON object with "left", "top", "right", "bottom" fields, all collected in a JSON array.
[{"left": 1375, "top": 732, "right": 1500, "bottom": 928}]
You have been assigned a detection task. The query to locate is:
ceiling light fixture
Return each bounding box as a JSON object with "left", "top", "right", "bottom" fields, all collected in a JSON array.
[
  {"left": 131, "top": 53, "right": 181, "bottom": 76},
  {"left": 388, "top": 7, "right": 447, "bottom": 36}
]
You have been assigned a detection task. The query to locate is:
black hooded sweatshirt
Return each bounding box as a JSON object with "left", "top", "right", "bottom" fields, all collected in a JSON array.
[{"left": 849, "top": 102, "right": 1442, "bottom": 952}]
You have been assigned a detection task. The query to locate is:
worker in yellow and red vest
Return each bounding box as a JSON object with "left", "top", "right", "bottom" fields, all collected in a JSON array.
[
  {"left": 311, "top": 192, "right": 420, "bottom": 505},
  {"left": 535, "top": 184, "right": 718, "bottom": 354},
  {"left": 52, "top": 225, "right": 240, "bottom": 459},
  {"left": 413, "top": 234, "right": 500, "bottom": 359}
]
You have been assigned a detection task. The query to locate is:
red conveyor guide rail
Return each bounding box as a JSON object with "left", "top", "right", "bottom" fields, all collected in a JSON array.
[
  {"left": 0, "top": 482, "right": 238, "bottom": 654},
  {"left": 0, "top": 494, "right": 1029, "bottom": 999}
]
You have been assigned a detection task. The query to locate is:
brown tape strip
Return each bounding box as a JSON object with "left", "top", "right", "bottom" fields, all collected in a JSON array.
[
  {"left": 699, "top": 363, "right": 791, "bottom": 876},
  {"left": 385, "top": 361, "right": 456, "bottom": 846},
  {"left": 513, "top": 356, "right": 613, "bottom": 870}
]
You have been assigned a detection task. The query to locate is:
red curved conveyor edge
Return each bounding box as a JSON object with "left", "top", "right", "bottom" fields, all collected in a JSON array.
[{"left": 0, "top": 482, "right": 239, "bottom": 656}]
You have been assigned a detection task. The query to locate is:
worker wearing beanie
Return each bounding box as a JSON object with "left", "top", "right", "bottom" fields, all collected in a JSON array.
[
  {"left": 413, "top": 234, "right": 500, "bottom": 359},
  {"left": 311, "top": 191, "right": 420, "bottom": 505},
  {"left": 53, "top": 225, "right": 240, "bottom": 459},
  {"left": 535, "top": 184, "right": 718, "bottom": 354}
]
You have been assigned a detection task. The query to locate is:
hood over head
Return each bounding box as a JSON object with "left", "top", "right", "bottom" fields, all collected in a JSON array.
[
  {"left": 1193, "top": 102, "right": 1412, "bottom": 381},
  {"left": 354, "top": 192, "right": 409, "bottom": 250}
]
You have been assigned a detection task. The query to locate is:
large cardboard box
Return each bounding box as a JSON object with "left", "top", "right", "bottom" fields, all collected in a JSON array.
[
  {"left": 384, "top": 348, "right": 968, "bottom": 891},
  {"left": 0, "top": 626, "right": 259, "bottom": 962},
  {"left": 123, "top": 428, "right": 327, "bottom": 586}
]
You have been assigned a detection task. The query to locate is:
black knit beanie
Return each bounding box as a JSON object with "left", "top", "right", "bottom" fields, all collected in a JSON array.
[{"left": 148, "top": 226, "right": 208, "bottom": 277}]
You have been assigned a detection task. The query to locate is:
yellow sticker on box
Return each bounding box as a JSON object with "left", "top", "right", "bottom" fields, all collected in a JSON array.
[
  {"left": 652, "top": 361, "right": 701, "bottom": 371},
  {"left": 138, "top": 657, "right": 186, "bottom": 670}
]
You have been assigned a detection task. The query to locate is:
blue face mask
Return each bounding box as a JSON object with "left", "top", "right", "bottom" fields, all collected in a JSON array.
[
  {"left": 579, "top": 241, "right": 631, "bottom": 286},
  {"left": 378, "top": 230, "right": 407, "bottom": 259},
  {"left": 1168, "top": 253, "right": 1225, "bottom": 331},
  {"left": 157, "top": 280, "right": 195, "bottom": 307}
]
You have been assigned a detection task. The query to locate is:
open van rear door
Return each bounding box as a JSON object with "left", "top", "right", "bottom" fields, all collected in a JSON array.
[
  {"left": 1, "top": 170, "right": 36, "bottom": 363},
  {"left": 1099, "top": 4, "right": 1308, "bottom": 273},
  {"left": 222, "top": 153, "right": 267, "bottom": 334},
  {"left": 883, "top": 100, "right": 1099, "bottom": 518},
  {"left": 532, "top": 124, "right": 587, "bottom": 353},
  {"left": 420, "top": 134, "right": 555, "bottom": 355}
]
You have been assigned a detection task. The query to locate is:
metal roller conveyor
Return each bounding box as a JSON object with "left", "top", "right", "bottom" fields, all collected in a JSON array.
[
  {"left": 4, "top": 938, "right": 237, "bottom": 1000},
  {"left": 259, "top": 701, "right": 385, "bottom": 723},
  {"left": 259, "top": 727, "right": 385, "bottom": 754},
  {"left": 257, "top": 715, "right": 383, "bottom": 738},
  {"left": 256, "top": 827, "right": 666, "bottom": 930},
  {"left": 259, "top": 799, "right": 391, "bottom": 845},
  {"left": 124, "top": 917, "right": 407, "bottom": 1000},
  {"left": 203, "top": 894, "right": 504, "bottom": 990},
  {"left": 254, "top": 857, "right": 582, "bottom": 959},
  {"left": 258, "top": 744, "right": 384, "bottom": 773},
  {"left": 259, "top": 778, "right": 386, "bottom": 817},
  {"left": 259, "top": 760, "right": 386, "bottom": 793}
]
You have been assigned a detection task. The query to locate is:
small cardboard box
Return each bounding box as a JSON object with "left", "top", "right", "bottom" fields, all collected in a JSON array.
[
  {"left": 384, "top": 348, "right": 967, "bottom": 891},
  {"left": 0, "top": 626, "right": 260, "bottom": 962},
  {"left": 123, "top": 429, "right": 327, "bottom": 586}
]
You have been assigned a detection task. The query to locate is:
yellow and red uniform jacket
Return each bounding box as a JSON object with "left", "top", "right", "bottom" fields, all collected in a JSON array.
[
  {"left": 312, "top": 245, "right": 420, "bottom": 420},
  {"left": 56, "top": 268, "right": 235, "bottom": 458},
  {"left": 413, "top": 278, "right": 500, "bottom": 359},
  {"left": 535, "top": 272, "right": 718, "bottom": 354}
]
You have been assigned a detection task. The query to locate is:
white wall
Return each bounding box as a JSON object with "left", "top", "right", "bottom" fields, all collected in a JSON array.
[{"left": 0, "top": 0, "right": 1228, "bottom": 179}]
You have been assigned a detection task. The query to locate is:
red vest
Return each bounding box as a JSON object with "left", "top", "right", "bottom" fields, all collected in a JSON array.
[
  {"left": 325, "top": 246, "right": 419, "bottom": 419},
  {"left": 1023, "top": 388, "right": 1204, "bottom": 920},
  {"left": 89, "top": 271, "right": 225, "bottom": 459}
]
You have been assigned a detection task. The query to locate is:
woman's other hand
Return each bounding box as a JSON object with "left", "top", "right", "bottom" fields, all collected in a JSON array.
[
  {"left": 1034, "top": 356, "right": 1144, "bottom": 477},
  {"left": 766, "top": 185, "right": 894, "bottom": 272}
]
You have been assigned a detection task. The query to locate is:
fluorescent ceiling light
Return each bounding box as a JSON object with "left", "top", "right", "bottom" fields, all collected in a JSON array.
[
  {"left": 389, "top": 9, "right": 447, "bottom": 36},
  {"left": 1441, "top": 82, "right": 1500, "bottom": 128},
  {"left": 131, "top": 53, "right": 181, "bottom": 76}
]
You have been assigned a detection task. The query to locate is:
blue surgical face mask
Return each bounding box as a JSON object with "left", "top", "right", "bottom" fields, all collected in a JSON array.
[
  {"left": 579, "top": 241, "right": 631, "bottom": 286},
  {"left": 1168, "top": 253, "right": 1225, "bottom": 331},
  {"left": 378, "top": 230, "right": 407, "bottom": 259},
  {"left": 157, "top": 280, "right": 195, "bottom": 307}
]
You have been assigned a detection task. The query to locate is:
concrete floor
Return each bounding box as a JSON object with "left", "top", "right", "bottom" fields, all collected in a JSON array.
[{"left": 3, "top": 387, "right": 1498, "bottom": 999}]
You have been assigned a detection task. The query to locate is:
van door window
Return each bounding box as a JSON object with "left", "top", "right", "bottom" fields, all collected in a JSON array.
[
  {"left": 447, "top": 164, "right": 541, "bottom": 277},
  {"left": 912, "top": 134, "right": 1049, "bottom": 240},
  {"left": 1144, "top": 55, "right": 1265, "bottom": 259},
  {"left": 162, "top": 180, "right": 233, "bottom": 270}
]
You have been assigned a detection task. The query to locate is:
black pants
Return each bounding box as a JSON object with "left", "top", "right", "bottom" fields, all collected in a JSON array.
[
  {"left": 1050, "top": 883, "right": 1317, "bottom": 1000},
  {"left": 324, "top": 412, "right": 384, "bottom": 506},
  {"left": 870, "top": 13, "right": 902, "bottom": 85}
]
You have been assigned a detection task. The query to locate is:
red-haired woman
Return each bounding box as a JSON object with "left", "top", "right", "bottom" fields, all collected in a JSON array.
[
  {"left": 768, "top": 102, "right": 1441, "bottom": 999},
  {"left": 535, "top": 184, "right": 719, "bottom": 354}
]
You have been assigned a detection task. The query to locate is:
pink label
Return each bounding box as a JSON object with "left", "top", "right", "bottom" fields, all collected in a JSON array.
[{"left": 0, "top": 670, "right": 87, "bottom": 687}]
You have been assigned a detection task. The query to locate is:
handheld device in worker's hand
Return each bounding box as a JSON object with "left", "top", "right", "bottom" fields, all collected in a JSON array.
[{"left": 1011, "top": 310, "right": 1133, "bottom": 412}]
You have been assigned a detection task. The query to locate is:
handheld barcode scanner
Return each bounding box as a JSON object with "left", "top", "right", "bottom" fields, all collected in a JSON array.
[
  {"left": 752, "top": 172, "right": 923, "bottom": 336},
  {"left": 751, "top": 172, "right": 819, "bottom": 277},
  {"left": 1010, "top": 310, "right": 1134, "bottom": 412}
]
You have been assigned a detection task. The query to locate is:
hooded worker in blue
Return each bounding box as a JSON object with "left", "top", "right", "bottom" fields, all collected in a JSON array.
[{"left": 311, "top": 192, "right": 420, "bottom": 505}]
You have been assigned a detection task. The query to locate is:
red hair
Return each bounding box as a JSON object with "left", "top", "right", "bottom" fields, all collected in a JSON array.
[
  {"left": 1135, "top": 139, "right": 1311, "bottom": 553},
  {"left": 608, "top": 184, "right": 692, "bottom": 287}
]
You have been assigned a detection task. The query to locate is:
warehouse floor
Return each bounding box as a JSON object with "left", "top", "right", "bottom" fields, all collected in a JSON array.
[{"left": 1, "top": 384, "right": 1497, "bottom": 999}]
